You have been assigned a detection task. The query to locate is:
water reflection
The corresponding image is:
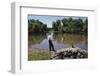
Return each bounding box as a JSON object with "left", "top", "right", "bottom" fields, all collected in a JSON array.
[{"left": 28, "top": 33, "right": 88, "bottom": 51}]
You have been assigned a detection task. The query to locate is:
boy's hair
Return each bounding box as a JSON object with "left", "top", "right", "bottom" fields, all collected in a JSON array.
[{"left": 48, "top": 32, "right": 51, "bottom": 35}]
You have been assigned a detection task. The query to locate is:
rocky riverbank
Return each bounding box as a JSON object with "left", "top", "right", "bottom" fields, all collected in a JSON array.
[
  {"left": 51, "top": 47, "right": 88, "bottom": 59},
  {"left": 28, "top": 47, "right": 88, "bottom": 60}
]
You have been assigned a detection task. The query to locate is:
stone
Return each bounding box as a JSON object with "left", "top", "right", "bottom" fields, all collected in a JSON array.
[{"left": 51, "top": 47, "right": 88, "bottom": 59}]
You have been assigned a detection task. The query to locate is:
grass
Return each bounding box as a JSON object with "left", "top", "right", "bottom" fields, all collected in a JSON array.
[{"left": 28, "top": 50, "right": 51, "bottom": 61}]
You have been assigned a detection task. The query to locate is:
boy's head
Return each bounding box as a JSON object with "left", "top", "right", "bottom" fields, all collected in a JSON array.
[{"left": 48, "top": 32, "right": 51, "bottom": 35}]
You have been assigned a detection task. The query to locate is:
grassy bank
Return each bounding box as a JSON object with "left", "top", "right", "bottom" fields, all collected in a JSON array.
[{"left": 28, "top": 48, "right": 50, "bottom": 61}]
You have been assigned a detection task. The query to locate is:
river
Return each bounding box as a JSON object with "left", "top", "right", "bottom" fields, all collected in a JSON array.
[{"left": 28, "top": 32, "right": 88, "bottom": 51}]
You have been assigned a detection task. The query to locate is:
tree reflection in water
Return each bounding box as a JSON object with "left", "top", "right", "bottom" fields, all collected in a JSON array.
[{"left": 28, "top": 32, "right": 88, "bottom": 51}]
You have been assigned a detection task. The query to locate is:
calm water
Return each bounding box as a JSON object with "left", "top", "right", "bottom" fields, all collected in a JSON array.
[{"left": 28, "top": 33, "right": 88, "bottom": 51}]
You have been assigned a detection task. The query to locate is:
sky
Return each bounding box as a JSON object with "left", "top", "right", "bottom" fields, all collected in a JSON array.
[{"left": 28, "top": 15, "right": 87, "bottom": 28}]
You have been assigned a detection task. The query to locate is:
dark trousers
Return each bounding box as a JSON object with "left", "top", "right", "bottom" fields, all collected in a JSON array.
[{"left": 49, "top": 40, "right": 55, "bottom": 51}]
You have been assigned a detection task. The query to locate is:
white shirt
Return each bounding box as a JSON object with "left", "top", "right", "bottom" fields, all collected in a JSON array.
[{"left": 47, "top": 33, "right": 53, "bottom": 41}]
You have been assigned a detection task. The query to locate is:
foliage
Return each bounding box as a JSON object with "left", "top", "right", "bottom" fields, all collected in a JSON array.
[
  {"left": 28, "top": 19, "right": 48, "bottom": 34},
  {"left": 28, "top": 17, "right": 88, "bottom": 34},
  {"left": 52, "top": 18, "right": 88, "bottom": 33}
]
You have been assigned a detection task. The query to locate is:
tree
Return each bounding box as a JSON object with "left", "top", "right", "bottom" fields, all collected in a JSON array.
[
  {"left": 28, "top": 19, "right": 48, "bottom": 34},
  {"left": 82, "top": 19, "right": 88, "bottom": 33},
  {"left": 62, "top": 18, "right": 68, "bottom": 27},
  {"left": 42, "top": 24, "right": 47, "bottom": 32}
]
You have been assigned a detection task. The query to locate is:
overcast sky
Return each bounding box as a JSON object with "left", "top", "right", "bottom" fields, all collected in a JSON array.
[{"left": 28, "top": 15, "right": 87, "bottom": 28}]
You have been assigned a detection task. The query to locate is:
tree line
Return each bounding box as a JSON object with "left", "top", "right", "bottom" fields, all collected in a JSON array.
[
  {"left": 52, "top": 17, "right": 88, "bottom": 34},
  {"left": 28, "top": 17, "right": 88, "bottom": 34},
  {"left": 28, "top": 19, "right": 48, "bottom": 34}
]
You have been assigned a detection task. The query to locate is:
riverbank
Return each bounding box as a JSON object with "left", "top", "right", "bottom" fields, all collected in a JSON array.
[
  {"left": 51, "top": 47, "right": 88, "bottom": 59},
  {"left": 28, "top": 48, "right": 50, "bottom": 61},
  {"left": 28, "top": 47, "right": 88, "bottom": 61}
]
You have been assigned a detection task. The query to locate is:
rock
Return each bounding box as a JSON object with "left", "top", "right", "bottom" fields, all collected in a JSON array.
[
  {"left": 51, "top": 47, "right": 88, "bottom": 59},
  {"left": 50, "top": 51, "right": 56, "bottom": 59}
]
